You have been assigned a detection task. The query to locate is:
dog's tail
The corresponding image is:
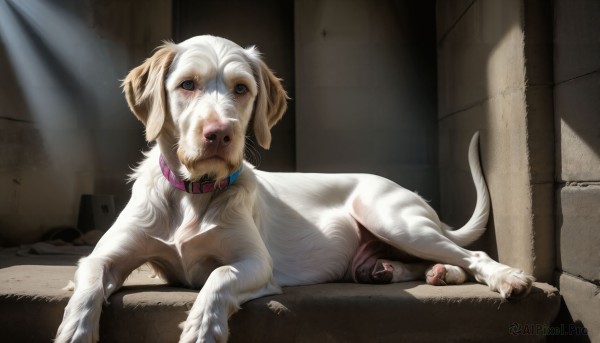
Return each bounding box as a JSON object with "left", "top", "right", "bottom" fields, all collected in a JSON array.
[{"left": 442, "top": 132, "right": 490, "bottom": 247}]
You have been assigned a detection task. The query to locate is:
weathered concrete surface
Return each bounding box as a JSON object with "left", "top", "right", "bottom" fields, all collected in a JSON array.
[
  {"left": 437, "top": 0, "right": 526, "bottom": 261},
  {"left": 0, "top": 0, "right": 172, "bottom": 246},
  {"left": 436, "top": 0, "right": 475, "bottom": 43},
  {"left": 0, "top": 254, "right": 560, "bottom": 343},
  {"left": 295, "top": 0, "right": 440, "bottom": 210},
  {"left": 555, "top": 273, "right": 600, "bottom": 342},
  {"left": 554, "top": 0, "right": 600, "bottom": 83},
  {"left": 437, "top": 0, "right": 555, "bottom": 282},
  {"left": 230, "top": 282, "right": 559, "bottom": 343},
  {"left": 553, "top": 2, "right": 600, "bottom": 342},
  {"left": 557, "top": 184, "right": 600, "bottom": 283},
  {"left": 555, "top": 72, "right": 600, "bottom": 181}
]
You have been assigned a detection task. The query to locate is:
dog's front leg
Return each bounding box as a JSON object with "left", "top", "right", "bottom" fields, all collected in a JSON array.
[
  {"left": 179, "top": 232, "right": 278, "bottom": 343},
  {"left": 55, "top": 254, "right": 141, "bottom": 343},
  {"left": 55, "top": 257, "right": 111, "bottom": 343},
  {"left": 55, "top": 226, "right": 147, "bottom": 343}
]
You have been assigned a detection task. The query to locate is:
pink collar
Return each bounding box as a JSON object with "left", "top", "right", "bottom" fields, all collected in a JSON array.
[{"left": 159, "top": 155, "right": 242, "bottom": 194}]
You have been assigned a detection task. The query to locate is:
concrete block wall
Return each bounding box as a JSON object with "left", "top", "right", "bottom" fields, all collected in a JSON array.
[
  {"left": 0, "top": 0, "right": 172, "bottom": 245},
  {"left": 295, "top": 0, "right": 440, "bottom": 209},
  {"left": 554, "top": 0, "right": 600, "bottom": 340},
  {"left": 437, "top": 0, "right": 554, "bottom": 282}
]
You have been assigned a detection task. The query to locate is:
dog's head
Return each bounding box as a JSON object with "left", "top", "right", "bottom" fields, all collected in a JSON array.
[{"left": 123, "top": 35, "right": 287, "bottom": 182}]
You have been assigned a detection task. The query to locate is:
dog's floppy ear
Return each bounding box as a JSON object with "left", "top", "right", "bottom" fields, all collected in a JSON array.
[
  {"left": 248, "top": 50, "right": 288, "bottom": 150},
  {"left": 122, "top": 43, "right": 177, "bottom": 141}
]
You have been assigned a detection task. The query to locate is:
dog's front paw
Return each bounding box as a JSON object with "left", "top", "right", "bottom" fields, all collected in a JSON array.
[
  {"left": 179, "top": 305, "right": 229, "bottom": 343},
  {"left": 55, "top": 306, "right": 99, "bottom": 343},
  {"left": 490, "top": 268, "right": 535, "bottom": 299}
]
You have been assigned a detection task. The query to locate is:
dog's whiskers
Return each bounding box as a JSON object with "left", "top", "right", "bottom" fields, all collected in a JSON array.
[{"left": 244, "top": 137, "right": 262, "bottom": 167}]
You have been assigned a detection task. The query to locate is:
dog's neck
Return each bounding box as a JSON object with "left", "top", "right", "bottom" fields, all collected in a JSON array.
[
  {"left": 156, "top": 136, "right": 242, "bottom": 194},
  {"left": 159, "top": 155, "right": 242, "bottom": 194}
]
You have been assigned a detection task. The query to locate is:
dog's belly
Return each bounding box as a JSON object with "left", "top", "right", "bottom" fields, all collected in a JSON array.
[
  {"left": 255, "top": 171, "right": 378, "bottom": 285},
  {"left": 261, "top": 206, "right": 362, "bottom": 286},
  {"left": 254, "top": 170, "right": 427, "bottom": 286}
]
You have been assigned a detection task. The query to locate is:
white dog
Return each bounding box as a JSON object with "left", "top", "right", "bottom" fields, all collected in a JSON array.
[{"left": 56, "top": 35, "right": 534, "bottom": 343}]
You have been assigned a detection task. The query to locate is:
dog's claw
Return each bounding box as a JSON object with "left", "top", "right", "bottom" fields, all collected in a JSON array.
[
  {"left": 495, "top": 269, "right": 535, "bottom": 299},
  {"left": 426, "top": 264, "right": 448, "bottom": 286}
]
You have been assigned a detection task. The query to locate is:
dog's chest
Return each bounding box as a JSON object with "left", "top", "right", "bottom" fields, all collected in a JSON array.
[
  {"left": 148, "top": 226, "right": 225, "bottom": 288},
  {"left": 147, "top": 200, "right": 228, "bottom": 288}
]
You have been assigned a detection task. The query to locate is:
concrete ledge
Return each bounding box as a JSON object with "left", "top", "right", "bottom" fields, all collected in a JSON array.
[
  {"left": 0, "top": 254, "right": 560, "bottom": 343},
  {"left": 555, "top": 272, "right": 599, "bottom": 341}
]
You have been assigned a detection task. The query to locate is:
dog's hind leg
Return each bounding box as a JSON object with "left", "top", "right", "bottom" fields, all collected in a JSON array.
[
  {"left": 351, "top": 197, "right": 533, "bottom": 297},
  {"left": 351, "top": 224, "right": 468, "bottom": 285},
  {"left": 351, "top": 224, "right": 427, "bottom": 284},
  {"left": 425, "top": 263, "right": 468, "bottom": 285}
]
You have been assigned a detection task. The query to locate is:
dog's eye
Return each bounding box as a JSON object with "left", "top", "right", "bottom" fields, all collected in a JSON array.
[
  {"left": 234, "top": 84, "right": 248, "bottom": 95},
  {"left": 180, "top": 80, "right": 195, "bottom": 91}
]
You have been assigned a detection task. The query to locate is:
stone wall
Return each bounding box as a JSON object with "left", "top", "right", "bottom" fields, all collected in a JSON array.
[
  {"left": 554, "top": 0, "right": 600, "bottom": 340},
  {"left": 438, "top": 0, "right": 599, "bottom": 339},
  {"left": 295, "top": 0, "right": 440, "bottom": 209},
  {"left": 437, "top": 0, "right": 554, "bottom": 282},
  {"left": 0, "top": 0, "right": 172, "bottom": 245}
]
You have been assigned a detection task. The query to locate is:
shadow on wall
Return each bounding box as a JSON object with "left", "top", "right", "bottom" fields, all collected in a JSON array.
[
  {"left": 438, "top": 0, "right": 526, "bottom": 261},
  {"left": 1, "top": 0, "right": 111, "bottom": 166},
  {"left": 0, "top": 0, "right": 159, "bottom": 245},
  {"left": 294, "top": 0, "right": 440, "bottom": 210},
  {"left": 439, "top": 0, "right": 554, "bottom": 281},
  {"left": 554, "top": 0, "right": 600, "bottom": 179}
]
